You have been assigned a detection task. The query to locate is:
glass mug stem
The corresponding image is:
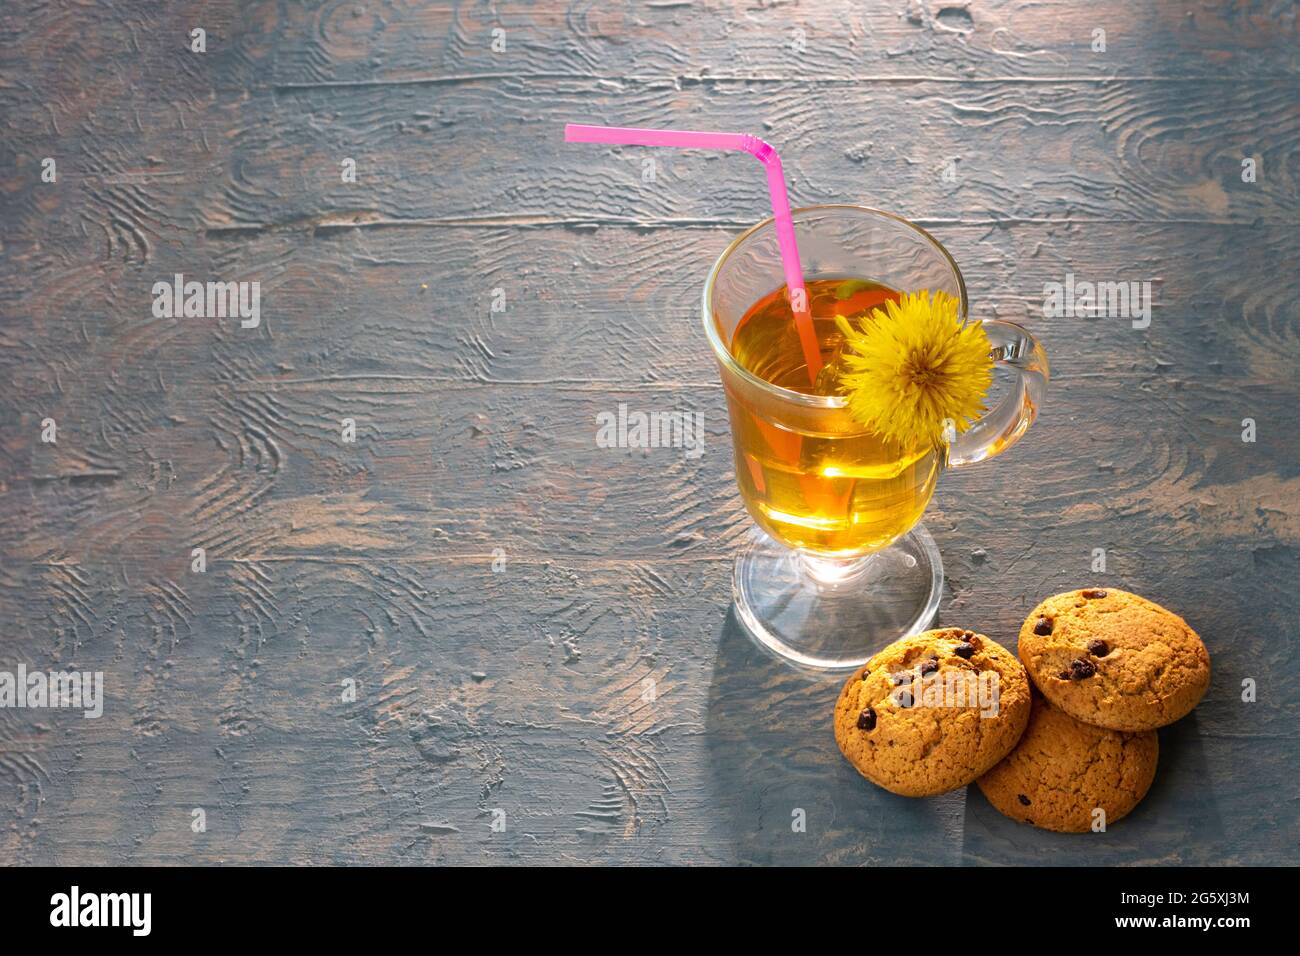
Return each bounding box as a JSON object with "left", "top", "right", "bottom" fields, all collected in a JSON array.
[{"left": 799, "top": 551, "right": 874, "bottom": 589}]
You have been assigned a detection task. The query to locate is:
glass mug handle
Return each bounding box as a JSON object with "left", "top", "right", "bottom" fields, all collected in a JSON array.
[{"left": 944, "top": 320, "right": 1049, "bottom": 468}]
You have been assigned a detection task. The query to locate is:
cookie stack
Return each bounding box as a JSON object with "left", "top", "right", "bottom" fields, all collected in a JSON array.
[{"left": 834, "top": 588, "right": 1211, "bottom": 833}]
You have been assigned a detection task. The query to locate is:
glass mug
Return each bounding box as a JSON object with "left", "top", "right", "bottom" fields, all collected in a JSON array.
[{"left": 703, "top": 205, "right": 1049, "bottom": 670}]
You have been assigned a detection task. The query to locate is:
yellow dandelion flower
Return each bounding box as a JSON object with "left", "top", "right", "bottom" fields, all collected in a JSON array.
[{"left": 833, "top": 290, "right": 993, "bottom": 449}]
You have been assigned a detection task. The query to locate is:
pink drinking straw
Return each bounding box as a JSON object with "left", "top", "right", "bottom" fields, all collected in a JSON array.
[{"left": 564, "top": 123, "right": 822, "bottom": 381}]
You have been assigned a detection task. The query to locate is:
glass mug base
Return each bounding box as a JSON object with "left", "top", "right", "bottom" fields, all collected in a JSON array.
[{"left": 732, "top": 523, "right": 943, "bottom": 672}]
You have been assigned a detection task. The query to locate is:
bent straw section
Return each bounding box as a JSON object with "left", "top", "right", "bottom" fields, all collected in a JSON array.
[{"left": 564, "top": 123, "right": 822, "bottom": 381}]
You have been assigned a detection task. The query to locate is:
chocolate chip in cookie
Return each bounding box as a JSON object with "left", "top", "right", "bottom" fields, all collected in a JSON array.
[
  {"left": 1087, "top": 639, "right": 1110, "bottom": 657},
  {"left": 1068, "top": 658, "right": 1096, "bottom": 680},
  {"left": 954, "top": 641, "right": 975, "bottom": 659},
  {"left": 1081, "top": 588, "right": 1108, "bottom": 599},
  {"left": 857, "top": 707, "right": 877, "bottom": 731},
  {"left": 919, "top": 659, "right": 939, "bottom": 676},
  {"left": 1033, "top": 617, "right": 1053, "bottom": 636}
]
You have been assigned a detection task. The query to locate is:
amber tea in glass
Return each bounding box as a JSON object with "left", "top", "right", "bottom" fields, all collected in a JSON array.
[{"left": 727, "top": 278, "right": 939, "bottom": 557}]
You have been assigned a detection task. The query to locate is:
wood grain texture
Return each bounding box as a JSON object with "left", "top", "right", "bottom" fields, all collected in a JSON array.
[{"left": 0, "top": 0, "right": 1297, "bottom": 865}]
